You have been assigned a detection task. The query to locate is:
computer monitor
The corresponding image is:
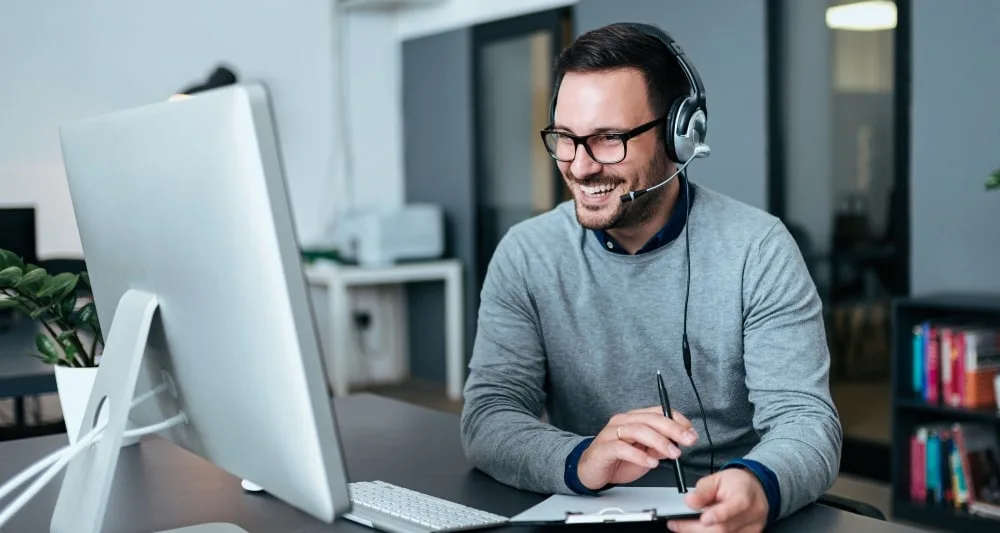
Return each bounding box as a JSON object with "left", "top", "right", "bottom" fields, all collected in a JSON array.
[{"left": 53, "top": 84, "right": 351, "bottom": 533}]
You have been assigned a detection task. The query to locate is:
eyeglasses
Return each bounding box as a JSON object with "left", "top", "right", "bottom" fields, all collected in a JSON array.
[{"left": 539, "top": 116, "right": 665, "bottom": 164}]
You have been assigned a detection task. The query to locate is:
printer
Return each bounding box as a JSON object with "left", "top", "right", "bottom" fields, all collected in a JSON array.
[{"left": 333, "top": 204, "right": 445, "bottom": 267}]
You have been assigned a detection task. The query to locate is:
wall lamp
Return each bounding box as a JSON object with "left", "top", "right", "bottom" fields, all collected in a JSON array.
[{"left": 826, "top": 0, "right": 897, "bottom": 31}]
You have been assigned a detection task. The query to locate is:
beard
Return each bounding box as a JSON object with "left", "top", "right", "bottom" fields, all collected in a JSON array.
[{"left": 568, "top": 149, "right": 671, "bottom": 231}]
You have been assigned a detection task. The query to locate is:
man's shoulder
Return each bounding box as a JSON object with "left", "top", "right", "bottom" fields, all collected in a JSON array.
[
  {"left": 497, "top": 201, "right": 581, "bottom": 254},
  {"left": 690, "top": 183, "right": 786, "bottom": 246}
]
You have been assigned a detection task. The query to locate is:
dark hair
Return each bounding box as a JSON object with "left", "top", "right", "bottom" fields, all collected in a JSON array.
[{"left": 553, "top": 23, "right": 688, "bottom": 122}]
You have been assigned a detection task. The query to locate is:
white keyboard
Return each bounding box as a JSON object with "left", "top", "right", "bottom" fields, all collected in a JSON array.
[{"left": 345, "top": 480, "right": 508, "bottom": 533}]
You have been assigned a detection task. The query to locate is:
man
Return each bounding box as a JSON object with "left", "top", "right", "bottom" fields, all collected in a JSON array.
[{"left": 460, "top": 22, "right": 842, "bottom": 533}]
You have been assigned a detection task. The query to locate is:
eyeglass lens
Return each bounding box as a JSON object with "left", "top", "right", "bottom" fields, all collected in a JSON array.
[{"left": 542, "top": 133, "right": 625, "bottom": 164}]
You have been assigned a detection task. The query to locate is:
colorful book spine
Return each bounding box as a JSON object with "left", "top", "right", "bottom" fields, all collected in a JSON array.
[
  {"left": 910, "top": 322, "right": 1000, "bottom": 408},
  {"left": 913, "top": 325, "right": 925, "bottom": 396}
]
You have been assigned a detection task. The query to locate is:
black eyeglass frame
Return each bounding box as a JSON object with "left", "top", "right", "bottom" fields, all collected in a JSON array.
[{"left": 539, "top": 116, "right": 666, "bottom": 164}]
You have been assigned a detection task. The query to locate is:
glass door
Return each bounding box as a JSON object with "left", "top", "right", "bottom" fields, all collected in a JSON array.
[
  {"left": 472, "top": 9, "right": 572, "bottom": 292},
  {"left": 768, "top": 0, "right": 910, "bottom": 482}
]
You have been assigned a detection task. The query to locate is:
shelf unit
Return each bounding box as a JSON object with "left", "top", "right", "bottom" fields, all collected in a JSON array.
[{"left": 891, "top": 294, "right": 1000, "bottom": 532}]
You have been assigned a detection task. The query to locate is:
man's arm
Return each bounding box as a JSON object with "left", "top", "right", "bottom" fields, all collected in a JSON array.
[
  {"left": 739, "top": 220, "right": 843, "bottom": 520},
  {"left": 460, "top": 230, "right": 584, "bottom": 494}
]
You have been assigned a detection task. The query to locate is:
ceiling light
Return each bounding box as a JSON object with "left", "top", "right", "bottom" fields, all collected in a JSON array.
[{"left": 826, "top": 0, "right": 897, "bottom": 31}]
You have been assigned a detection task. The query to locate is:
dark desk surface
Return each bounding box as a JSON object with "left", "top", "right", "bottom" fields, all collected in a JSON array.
[
  {"left": 0, "top": 393, "right": 927, "bottom": 533},
  {"left": 0, "top": 320, "right": 56, "bottom": 398}
]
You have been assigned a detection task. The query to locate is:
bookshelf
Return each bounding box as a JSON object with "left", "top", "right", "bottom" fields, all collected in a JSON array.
[{"left": 891, "top": 294, "right": 1000, "bottom": 531}]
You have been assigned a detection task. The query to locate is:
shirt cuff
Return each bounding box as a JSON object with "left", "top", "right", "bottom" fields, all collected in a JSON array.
[
  {"left": 564, "top": 437, "right": 613, "bottom": 495},
  {"left": 722, "top": 458, "right": 781, "bottom": 523}
]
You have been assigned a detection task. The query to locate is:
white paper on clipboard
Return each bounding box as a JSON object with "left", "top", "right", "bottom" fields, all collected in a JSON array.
[{"left": 508, "top": 487, "right": 700, "bottom": 523}]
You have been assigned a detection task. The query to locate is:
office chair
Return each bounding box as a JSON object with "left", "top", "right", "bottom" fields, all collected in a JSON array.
[{"left": 817, "top": 493, "right": 886, "bottom": 521}]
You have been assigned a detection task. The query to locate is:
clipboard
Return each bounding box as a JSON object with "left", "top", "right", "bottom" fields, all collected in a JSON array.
[{"left": 507, "top": 487, "right": 702, "bottom": 525}]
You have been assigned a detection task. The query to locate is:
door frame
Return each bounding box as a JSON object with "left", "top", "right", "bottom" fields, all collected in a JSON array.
[{"left": 469, "top": 7, "right": 572, "bottom": 296}]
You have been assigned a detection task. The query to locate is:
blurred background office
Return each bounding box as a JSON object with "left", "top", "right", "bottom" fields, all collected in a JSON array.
[{"left": 2, "top": 0, "right": 999, "bottom": 530}]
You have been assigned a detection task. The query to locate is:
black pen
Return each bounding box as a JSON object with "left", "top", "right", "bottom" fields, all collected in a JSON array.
[{"left": 657, "top": 370, "right": 687, "bottom": 493}]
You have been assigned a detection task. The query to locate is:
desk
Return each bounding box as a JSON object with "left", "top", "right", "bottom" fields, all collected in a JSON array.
[
  {"left": 0, "top": 394, "right": 926, "bottom": 533},
  {"left": 305, "top": 260, "right": 465, "bottom": 400}
]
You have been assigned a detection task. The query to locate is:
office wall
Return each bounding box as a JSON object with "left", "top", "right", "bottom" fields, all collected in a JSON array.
[
  {"left": 910, "top": 0, "right": 1000, "bottom": 295},
  {"left": 574, "top": 0, "right": 768, "bottom": 210},
  {"left": 341, "top": 11, "right": 406, "bottom": 213},
  {"left": 402, "top": 28, "right": 477, "bottom": 381},
  {"left": 0, "top": 0, "right": 340, "bottom": 258}
]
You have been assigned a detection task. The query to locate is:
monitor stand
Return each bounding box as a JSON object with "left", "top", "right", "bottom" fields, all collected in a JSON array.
[{"left": 48, "top": 289, "right": 248, "bottom": 533}]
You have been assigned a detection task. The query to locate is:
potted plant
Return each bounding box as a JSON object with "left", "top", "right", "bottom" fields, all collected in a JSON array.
[
  {"left": 987, "top": 168, "right": 1000, "bottom": 191},
  {"left": 0, "top": 248, "right": 136, "bottom": 445}
]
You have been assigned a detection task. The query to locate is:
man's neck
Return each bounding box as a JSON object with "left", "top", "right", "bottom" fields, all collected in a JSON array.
[{"left": 606, "top": 178, "right": 681, "bottom": 254}]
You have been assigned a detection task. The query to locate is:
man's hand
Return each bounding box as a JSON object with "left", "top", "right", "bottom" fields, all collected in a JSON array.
[
  {"left": 667, "top": 468, "right": 769, "bottom": 533},
  {"left": 577, "top": 406, "right": 698, "bottom": 491}
]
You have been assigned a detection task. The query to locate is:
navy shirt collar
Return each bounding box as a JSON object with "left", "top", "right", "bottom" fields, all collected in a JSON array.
[{"left": 593, "top": 175, "right": 695, "bottom": 255}]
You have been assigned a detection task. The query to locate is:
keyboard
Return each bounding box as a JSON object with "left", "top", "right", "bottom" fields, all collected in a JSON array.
[{"left": 344, "top": 480, "right": 508, "bottom": 533}]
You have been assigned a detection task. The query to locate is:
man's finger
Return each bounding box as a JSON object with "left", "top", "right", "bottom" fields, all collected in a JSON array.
[
  {"left": 619, "top": 413, "right": 697, "bottom": 447},
  {"left": 700, "top": 495, "right": 749, "bottom": 527},
  {"left": 605, "top": 440, "right": 659, "bottom": 469},
  {"left": 684, "top": 473, "right": 723, "bottom": 510},
  {"left": 614, "top": 423, "right": 681, "bottom": 459},
  {"left": 668, "top": 408, "right": 694, "bottom": 428},
  {"left": 665, "top": 517, "right": 722, "bottom": 533},
  {"left": 632, "top": 406, "right": 695, "bottom": 427}
]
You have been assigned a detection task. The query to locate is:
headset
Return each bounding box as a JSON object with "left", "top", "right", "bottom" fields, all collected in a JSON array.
[{"left": 550, "top": 22, "right": 716, "bottom": 473}]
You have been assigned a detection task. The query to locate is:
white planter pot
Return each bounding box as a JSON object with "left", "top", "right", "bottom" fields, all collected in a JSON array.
[{"left": 54, "top": 366, "right": 139, "bottom": 447}]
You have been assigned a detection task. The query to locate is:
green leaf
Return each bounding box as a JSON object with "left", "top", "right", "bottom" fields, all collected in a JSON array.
[
  {"left": 29, "top": 304, "right": 53, "bottom": 320},
  {"left": 57, "top": 329, "right": 77, "bottom": 344},
  {"left": 60, "top": 292, "right": 78, "bottom": 317},
  {"left": 36, "top": 273, "right": 78, "bottom": 300},
  {"left": 988, "top": 169, "right": 1000, "bottom": 190},
  {"left": 15, "top": 267, "right": 47, "bottom": 292},
  {"left": 59, "top": 334, "right": 81, "bottom": 365},
  {"left": 0, "top": 265, "right": 22, "bottom": 288},
  {"left": 80, "top": 271, "right": 91, "bottom": 289},
  {"left": 0, "top": 249, "right": 24, "bottom": 271},
  {"left": 29, "top": 350, "right": 61, "bottom": 365},
  {"left": 76, "top": 301, "right": 98, "bottom": 328},
  {"left": 34, "top": 332, "right": 60, "bottom": 362},
  {"left": 0, "top": 296, "right": 33, "bottom": 316}
]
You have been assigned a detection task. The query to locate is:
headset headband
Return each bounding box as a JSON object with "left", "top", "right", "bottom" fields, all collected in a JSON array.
[{"left": 621, "top": 22, "right": 706, "bottom": 117}]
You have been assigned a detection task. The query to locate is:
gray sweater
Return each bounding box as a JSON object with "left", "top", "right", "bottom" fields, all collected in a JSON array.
[{"left": 460, "top": 182, "right": 842, "bottom": 520}]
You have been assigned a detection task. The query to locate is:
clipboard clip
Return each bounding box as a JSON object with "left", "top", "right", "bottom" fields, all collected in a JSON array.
[{"left": 564, "top": 507, "right": 657, "bottom": 524}]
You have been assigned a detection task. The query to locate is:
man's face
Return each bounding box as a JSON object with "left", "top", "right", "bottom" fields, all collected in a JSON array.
[{"left": 551, "top": 68, "right": 670, "bottom": 230}]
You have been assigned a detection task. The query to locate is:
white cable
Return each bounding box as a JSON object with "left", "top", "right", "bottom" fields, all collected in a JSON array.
[
  {"left": 0, "top": 419, "right": 107, "bottom": 527},
  {"left": 0, "top": 412, "right": 186, "bottom": 529},
  {"left": 0, "top": 383, "right": 172, "bottom": 518},
  {"left": 0, "top": 382, "right": 169, "bottom": 503},
  {"left": 122, "top": 413, "right": 187, "bottom": 439}
]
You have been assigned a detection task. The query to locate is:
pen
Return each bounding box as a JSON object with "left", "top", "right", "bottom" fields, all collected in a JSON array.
[{"left": 657, "top": 370, "right": 687, "bottom": 493}]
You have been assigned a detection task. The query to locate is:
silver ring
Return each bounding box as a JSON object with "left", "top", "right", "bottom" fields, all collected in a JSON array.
[{"left": 616, "top": 427, "right": 621, "bottom": 440}]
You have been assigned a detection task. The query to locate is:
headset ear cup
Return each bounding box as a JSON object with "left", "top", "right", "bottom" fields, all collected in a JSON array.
[
  {"left": 664, "top": 97, "right": 684, "bottom": 163},
  {"left": 673, "top": 97, "right": 702, "bottom": 164}
]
